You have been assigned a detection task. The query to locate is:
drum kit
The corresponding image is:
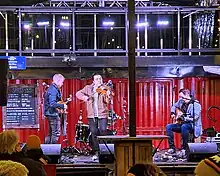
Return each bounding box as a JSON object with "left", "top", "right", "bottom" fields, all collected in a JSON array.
[
  {"left": 73, "top": 102, "right": 128, "bottom": 155},
  {"left": 73, "top": 110, "right": 92, "bottom": 155}
]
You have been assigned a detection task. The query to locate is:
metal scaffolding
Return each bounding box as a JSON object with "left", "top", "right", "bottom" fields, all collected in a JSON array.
[{"left": 0, "top": 1, "right": 219, "bottom": 61}]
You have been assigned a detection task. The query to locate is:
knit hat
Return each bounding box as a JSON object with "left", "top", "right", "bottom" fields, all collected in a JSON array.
[
  {"left": 0, "top": 160, "right": 29, "bottom": 176},
  {"left": 26, "top": 135, "right": 41, "bottom": 150},
  {"left": 194, "top": 154, "right": 220, "bottom": 176}
]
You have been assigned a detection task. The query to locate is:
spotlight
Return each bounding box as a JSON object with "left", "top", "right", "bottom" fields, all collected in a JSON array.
[
  {"left": 136, "top": 22, "right": 149, "bottom": 27},
  {"left": 62, "top": 54, "right": 76, "bottom": 66},
  {"left": 102, "top": 21, "right": 115, "bottom": 26}
]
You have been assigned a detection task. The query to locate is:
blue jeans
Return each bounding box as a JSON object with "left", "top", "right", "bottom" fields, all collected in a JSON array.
[
  {"left": 45, "top": 116, "right": 61, "bottom": 144},
  {"left": 166, "top": 123, "right": 193, "bottom": 150},
  {"left": 88, "top": 118, "right": 107, "bottom": 152}
]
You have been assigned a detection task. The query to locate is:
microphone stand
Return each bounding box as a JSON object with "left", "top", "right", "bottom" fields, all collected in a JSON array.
[
  {"left": 192, "top": 100, "right": 195, "bottom": 143},
  {"left": 42, "top": 82, "right": 49, "bottom": 143},
  {"left": 181, "top": 96, "right": 197, "bottom": 143},
  {"left": 122, "top": 97, "right": 128, "bottom": 135}
]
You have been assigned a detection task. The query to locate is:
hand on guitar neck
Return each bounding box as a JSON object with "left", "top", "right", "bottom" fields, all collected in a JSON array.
[{"left": 57, "top": 94, "right": 72, "bottom": 114}]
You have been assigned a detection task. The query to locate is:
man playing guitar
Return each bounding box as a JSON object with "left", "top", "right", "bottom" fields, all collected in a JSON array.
[
  {"left": 166, "top": 89, "right": 202, "bottom": 156},
  {"left": 44, "top": 74, "right": 67, "bottom": 144}
]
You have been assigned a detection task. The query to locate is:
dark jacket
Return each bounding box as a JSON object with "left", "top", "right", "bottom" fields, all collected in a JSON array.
[
  {"left": 0, "top": 152, "right": 47, "bottom": 176},
  {"left": 44, "top": 83, "right": 64, "bottom": 117},
  {"left": 26, "top": 149, "right": 51, "bottom": 164}
]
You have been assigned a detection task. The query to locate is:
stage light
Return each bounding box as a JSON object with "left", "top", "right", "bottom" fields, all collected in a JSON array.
[
  {"left": 60, "top": 22, "right": 70, "bottom": 27},
  {"left": 136, "top": 22, "right": 149, "bottom": 27},
  {"left": 157, "top": 20, "right": 169, "bottom": 26},
  {"left": 102, "top": 21, "right": 115, "bottom": 26},
  {"left": 23, "top": 21, "right": 32, "bottom": 30},
  {"left": 23, "top": 24, "right": 31, "bottom": 30},
  {"left": 37, "top": 21, "right": 49, "bottom": 26}
]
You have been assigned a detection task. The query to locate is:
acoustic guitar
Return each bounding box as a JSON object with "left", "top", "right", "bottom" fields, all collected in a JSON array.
[
  {"left": 56, "top": 94, "right": 72, "bottom": 114},
  {"left": 174, "top": 108, "right": 184, "bottom": 124}
]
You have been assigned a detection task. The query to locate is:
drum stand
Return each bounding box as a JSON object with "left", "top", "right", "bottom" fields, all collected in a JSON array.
[
  {"left": 62, "top": 139, "right": 81, "bottom": 154},
  {"left": 75, "top": 137, "right": 92, "bottom": 155},
  {"left": 74, "top": 111, "right": 92, "bottom": 155},
  {"left": 75, "top": 124, "right": 92, "bottom": 155}
]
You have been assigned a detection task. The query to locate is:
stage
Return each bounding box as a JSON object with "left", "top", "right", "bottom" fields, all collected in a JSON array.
[{"left": 54, "top": 148, "right": 198, "bottom": 176}]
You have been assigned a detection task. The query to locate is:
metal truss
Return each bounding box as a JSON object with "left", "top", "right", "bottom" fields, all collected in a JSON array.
[
  {"left": 0, "top": 5, "right": 219, "bottom": 14},
  {"left": 24, "top": 55, "right": 220, "bottom": 67},
  {"left": 0, "top": 1, "right": 219, "bottom": 67},
  {"left": 48, "top": 0, "right": 166, "bottom": 8}
]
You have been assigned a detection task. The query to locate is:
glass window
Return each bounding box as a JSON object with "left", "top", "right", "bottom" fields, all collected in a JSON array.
[
  {"left": 22, "top": 14, "right": 52, "bottom": 49},
  {"left": 137, "top": 14, "right": 175, "bottom": 50},
  {"left": 0, "top": 15, "right": 6, "bottom": 49},
  {"left": 55, "top": 15, "right": 72, "bottom": 49},
  {"left": 21, "top": 14, "right": 33, "bottom": 50},
  {"left": 75, "top": 14, "right": 94, "bottom": 49},
  {"left": 97, "top": 14, "right": 125, "bottom": 49},
  {"left": 8, "top": 13, "right": 18, "bottom": 50}
]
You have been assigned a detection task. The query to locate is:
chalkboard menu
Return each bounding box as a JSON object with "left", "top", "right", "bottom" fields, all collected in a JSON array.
[{"left": 3, "top": 85, "right": 39, "bottom": 128}]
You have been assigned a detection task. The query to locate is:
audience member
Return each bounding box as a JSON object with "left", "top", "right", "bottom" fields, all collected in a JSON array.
[
  {"left": 127, "top": 163, "right": 166, "bottom": 176},
  {"left": 26, "top": 135, "right": 50, "bottom": 165},
  {"left": 0, "top": 160, "right": 29, "bottom": 176},
  {"left": 194, "top": 154, "right": 220, "bottom": 176},
  {"left": 0, "top": 130, "right": 47, "bottom": 176}
]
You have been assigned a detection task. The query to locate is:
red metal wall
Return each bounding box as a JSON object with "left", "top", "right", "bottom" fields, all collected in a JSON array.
[{"left": 0, "top": 77, "right": 220, "bottom": 149}]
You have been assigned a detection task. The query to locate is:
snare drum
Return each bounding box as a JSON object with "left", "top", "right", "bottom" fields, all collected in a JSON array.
[{"left": 75, "top": 124, "right": 90, "bottom": 142}]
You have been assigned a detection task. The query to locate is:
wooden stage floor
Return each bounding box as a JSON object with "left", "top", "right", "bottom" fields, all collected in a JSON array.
[{"left": 56, "top": 148, "right": 198, "bottom": 176}]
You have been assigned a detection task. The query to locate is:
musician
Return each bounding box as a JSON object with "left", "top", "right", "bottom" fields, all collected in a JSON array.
[
  {"left": 44, "top": 74, "right": 67, "bottom": 144},
  {"left": 166, "top": 89, "right": 202, "bottom": 155},
  {"left": 76, "top": 74, "right": 110, "bottom": 157}
]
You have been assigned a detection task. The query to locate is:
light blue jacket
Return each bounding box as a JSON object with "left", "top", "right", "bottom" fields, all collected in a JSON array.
[{"left": 171, "top": 99, "right": 203, "bottom": 138}]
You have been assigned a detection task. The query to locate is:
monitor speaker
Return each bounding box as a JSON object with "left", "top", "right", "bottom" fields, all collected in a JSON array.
[
  {"left": 0, "top": 59, "right": 8, "bottom": 106},
  {"left": 187, "top": 143, "right": 218, "bottom": 162},
  {"left": 40, "top": 144, "right": 61, "bottom": 164},
  {"left": 99, "top": 144, "right": 114, "bottom": 164}
]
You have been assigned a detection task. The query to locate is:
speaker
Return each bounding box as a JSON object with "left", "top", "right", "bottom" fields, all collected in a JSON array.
[
  {"left": 0, "top": 59, "right": 8, "bottom": 106},
  {"left": 99, "top": 144, "right": 114, "bottom": 164},
  {"left": 187, "top": 143, "right": 218, "bottom": 162},
  {"left": 40, "top": 144, "right": 61, "bottom": 164}
]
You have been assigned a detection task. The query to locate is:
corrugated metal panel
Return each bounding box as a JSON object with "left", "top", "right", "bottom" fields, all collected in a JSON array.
[
  {"left": 0, "top": 78, "right": 219, "bottom": 149},
  {"left": 135, "top": 79, "right": 173, "bottom": 149}
]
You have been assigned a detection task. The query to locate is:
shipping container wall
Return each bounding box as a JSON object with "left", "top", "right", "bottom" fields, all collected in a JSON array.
[{"left": 0, "top": 77, "right": 219, "bottom": 149}]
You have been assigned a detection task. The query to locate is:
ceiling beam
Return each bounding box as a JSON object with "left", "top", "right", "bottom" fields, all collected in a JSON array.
[{"left": 26, "top": 55, "right": 220, "bottom": 68}]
